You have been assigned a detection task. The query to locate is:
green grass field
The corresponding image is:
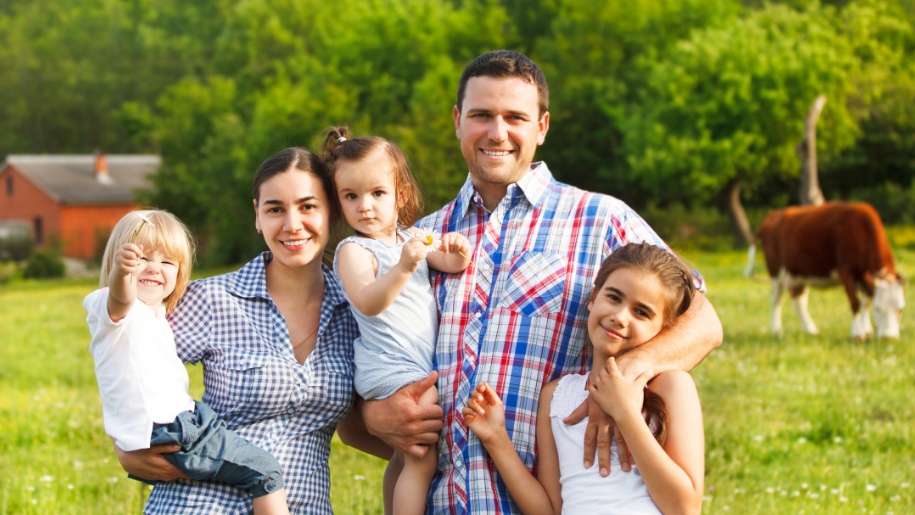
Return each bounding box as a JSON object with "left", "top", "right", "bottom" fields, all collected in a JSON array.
[{"left": 1, "top": 247, "right": 913, "bottom": 514}]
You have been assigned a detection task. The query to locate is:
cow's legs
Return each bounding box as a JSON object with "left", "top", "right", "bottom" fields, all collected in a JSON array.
[
  {"left": 791, "top": 286, "right": 819, "bottom": 335},
  {"left": 840, "top": 270, "right": 868, "bottom": 340},
  {"left": 851, "top": 296, "right": 874, "bottom": 340},
  {"left": 771, "top": 274, "right": 786, "bottom": 336}
]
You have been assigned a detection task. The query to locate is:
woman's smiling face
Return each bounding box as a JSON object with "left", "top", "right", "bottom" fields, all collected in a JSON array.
[{"left": 254, "top": 170, "right": 330, "bottom": 271}]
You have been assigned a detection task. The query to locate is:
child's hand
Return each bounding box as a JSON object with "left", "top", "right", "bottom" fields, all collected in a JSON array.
[
  {"left": 114, "top": 243, "right": 145, "bottom": 279},
  {"left": 438, "top": 232, "right": 471, "bottom": 257},
  {"left": 398, "top": 236, "right": 430, "bottom": 273},
  {"left": 461, "top": 382, "right": 507, "bottom": 444},
  {"left": 588, "top": 357, "right": 654, "bottom": 422}
]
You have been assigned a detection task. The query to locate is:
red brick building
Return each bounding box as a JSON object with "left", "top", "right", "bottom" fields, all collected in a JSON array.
[{"left": 0, "top": 154, "right": 160, "bottom": 258}]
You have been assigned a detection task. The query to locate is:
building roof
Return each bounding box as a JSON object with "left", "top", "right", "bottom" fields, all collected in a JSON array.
[{"left": 1, "top": 154, "right": 160, "bottom": 205}]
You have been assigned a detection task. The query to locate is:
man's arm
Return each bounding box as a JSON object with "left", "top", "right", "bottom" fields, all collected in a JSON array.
[{"left": 617, "top": 290, "right": 722, "bottom": 377}]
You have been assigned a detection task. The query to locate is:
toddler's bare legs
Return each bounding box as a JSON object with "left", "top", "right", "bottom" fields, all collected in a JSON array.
[
  {"left": 386, "top": 384, "right": 439, "bottom": 515},
  {"left": 252, "top": 488, "right": 289, "bottom": 515}
]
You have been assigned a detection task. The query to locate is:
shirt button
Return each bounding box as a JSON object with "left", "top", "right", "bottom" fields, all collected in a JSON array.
[
  {"left": 286, "top": 406, "right": 296, "bottom": 415},
  {"left": 474, "top": 312, "right": 482, "bottom": 319}
]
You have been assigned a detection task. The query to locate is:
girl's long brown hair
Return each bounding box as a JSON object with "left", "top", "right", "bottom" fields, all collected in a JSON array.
[{"left": 591, "top": 242, "right": 697, "bottom": 445}]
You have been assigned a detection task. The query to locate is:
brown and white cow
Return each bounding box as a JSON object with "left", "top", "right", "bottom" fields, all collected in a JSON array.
[{"left": 746, "top": 202, "right": 905, "bottom": 339}]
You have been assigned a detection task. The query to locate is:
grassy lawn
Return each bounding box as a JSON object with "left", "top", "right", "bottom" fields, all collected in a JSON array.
[{"left": 1, "top": 247, "right": 912, "bottom": 514}]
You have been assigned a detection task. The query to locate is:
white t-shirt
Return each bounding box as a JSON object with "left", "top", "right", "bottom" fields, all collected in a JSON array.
[
  {"left": 84, "top": 288, "right": 195, "bottom": 451},
  {"left": 550, "top": 374, "right": 662, "bottom": 515}
]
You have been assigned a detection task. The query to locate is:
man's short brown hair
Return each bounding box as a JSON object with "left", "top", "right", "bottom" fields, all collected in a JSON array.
[{"left": 456, "top": 50, "right": 549, "bottom": 118}]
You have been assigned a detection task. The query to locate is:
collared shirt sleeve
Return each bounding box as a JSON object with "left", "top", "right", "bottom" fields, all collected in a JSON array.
[{"left": 168, "top": 280, "right": 213, "bottom": 365}]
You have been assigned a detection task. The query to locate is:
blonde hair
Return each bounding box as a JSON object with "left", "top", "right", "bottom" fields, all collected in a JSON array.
[{"left": 99, "top": 210, "right": 195, "bottom": 315}]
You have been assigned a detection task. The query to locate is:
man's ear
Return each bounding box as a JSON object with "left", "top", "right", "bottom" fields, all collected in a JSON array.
[
  {"left": 537, "top": 111, "right": 550, "bottom": 146},
  {"left": 453, "top": 105, "right": 462, "bottom": 138}
]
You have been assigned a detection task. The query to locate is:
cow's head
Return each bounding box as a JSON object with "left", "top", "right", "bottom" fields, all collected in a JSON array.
[{"left": 872, "top": 273, "right": 905, "bottom": 339}]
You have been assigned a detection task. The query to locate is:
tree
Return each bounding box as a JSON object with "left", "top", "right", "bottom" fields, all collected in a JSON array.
[{"left": 621, "top": 3, "right": 865, "bottom": 245}]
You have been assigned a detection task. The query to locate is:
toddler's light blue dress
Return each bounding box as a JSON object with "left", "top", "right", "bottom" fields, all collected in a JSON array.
[{"left": 333, "top": 228, "right": 437, "bottom": 400}]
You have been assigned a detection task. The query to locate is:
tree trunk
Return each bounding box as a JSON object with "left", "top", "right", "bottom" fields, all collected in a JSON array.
[
  {"left": 726, "top": 178, "right": 754, "bottom": 246},
  {"left": 798, "top": 95, "right": 827, "bottom": 206}
]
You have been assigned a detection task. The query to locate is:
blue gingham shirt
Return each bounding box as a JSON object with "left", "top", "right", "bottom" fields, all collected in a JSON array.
[
  {"left": 418, "top": 163, "right": 703, "bottom": 514},
  {"left": 144, "top": 252, "right": 356, "bottom": 514}
]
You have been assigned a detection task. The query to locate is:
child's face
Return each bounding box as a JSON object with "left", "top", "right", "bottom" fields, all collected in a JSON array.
[
  {"left": 136, "top": 248, "right": 179, "bottom": 310},
  {"left": 587, "top": 267, "right": 667, "bottom": 357},
  {"left": 335, "top": 152, "right": 398, "bottom": 241}
]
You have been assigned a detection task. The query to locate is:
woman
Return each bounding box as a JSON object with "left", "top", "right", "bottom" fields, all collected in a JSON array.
[{"left": 115, "top": 147, "right": 388, "bottom": 513}]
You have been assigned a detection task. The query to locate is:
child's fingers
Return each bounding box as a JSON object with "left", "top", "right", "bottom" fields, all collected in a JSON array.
[
  {"left": 460, "top": 407, "right": 478, "bottom": 423},
  {"left": 465, "top": 398, "right": 486, "bottom": 416},
  {"left": 633, "top": 369, "right": 655, "bottom": 390},
  {"left": 480, "top": 383, "right": 503, "bottom": 406}
]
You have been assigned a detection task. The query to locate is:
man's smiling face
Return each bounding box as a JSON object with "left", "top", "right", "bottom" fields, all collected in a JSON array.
[{"left": 454, "top": 76, "right": 549, "bottom": 205}]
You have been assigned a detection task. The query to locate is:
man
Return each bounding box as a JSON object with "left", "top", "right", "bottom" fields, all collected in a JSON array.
[{"left": 362, "top": 49, "right": 722, "bottom": 514}]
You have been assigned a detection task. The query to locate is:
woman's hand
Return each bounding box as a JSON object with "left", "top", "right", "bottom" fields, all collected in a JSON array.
[
  {"left": 461, "top": 382, "right": 507, "bottom": 445},
  {"left": 588, "top": 357, "right": 654, "bottom": 422},
  {"left": 113, "top": 440, "right": 189, "bottom": 481}
]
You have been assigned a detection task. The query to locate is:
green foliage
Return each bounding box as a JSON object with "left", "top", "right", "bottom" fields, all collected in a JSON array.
[
  {"left": 0, "top": 233, "right": 31, "bottom": 262},
  {"left": 534, "top": 0, "right": 741, "bottom": 206},
  {"left": 23, "top": 250, "right": 65, "bottom": 279},
  {"left": 621, "top": 3, "right": 864, "bottom": 207}
]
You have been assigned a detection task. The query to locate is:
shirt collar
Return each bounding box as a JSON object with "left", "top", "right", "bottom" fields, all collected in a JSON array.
[
  {"left": 228, "top": 252, "right": 271, "bottom": 299},
  {"left": 228, "top": 251, "right": 349, "bottom": 310},
  {"left": 456, "top": 161, "right": 553, "bottom": 217}
]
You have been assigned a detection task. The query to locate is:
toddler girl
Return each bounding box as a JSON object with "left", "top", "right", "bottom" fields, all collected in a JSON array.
[
  {"left": 463, "top": 242, "right": 705, "bottom": 514},
  {"left": 84, "top": 210, "right": 288, "bottom": 515},
  {"left": 323, "top": 127, "right": 471, "bottom": 515}
]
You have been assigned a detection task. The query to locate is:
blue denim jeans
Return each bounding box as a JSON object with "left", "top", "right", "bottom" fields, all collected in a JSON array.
[{"left": 129, "top": 401, "right": 283, "bottom": 498}]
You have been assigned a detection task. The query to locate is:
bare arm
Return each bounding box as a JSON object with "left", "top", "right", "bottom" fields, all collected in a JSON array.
[
  {"left": 107, "top": 243, "right": 145, "bottom": 322},
  {"left": 337, "top": 239, "right": 428, "bottom": 317},
  {"left": 462, "top": 383, "right": 562, "bottom": 515},
  {"left": 424, "top": 231, "right": 471, "bottom": 274},
  {"left": 337, "top": 398, "right": 395, "bottom": 460},
  {"left": 590, "top": 361, "right": 704, "bottom": 515},
  {"left": 361, "top": 372, "right": 443, "bottom": 458}
]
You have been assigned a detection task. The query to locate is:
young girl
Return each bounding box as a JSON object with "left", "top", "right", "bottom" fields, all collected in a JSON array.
[
  {"left": 83, "top": 210, "right": 289, "bottom": 515},
  {"left": 323, "top": 127, "right": 472, "bottom": 515},
  {"left": 462, "top": 242, "right": 705, "bottom": 515}
]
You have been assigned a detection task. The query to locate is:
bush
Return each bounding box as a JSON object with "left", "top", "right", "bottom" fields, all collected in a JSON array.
[
  {"left": 847, "top": 181, "right": 915, "bottom": 225},
  {"left": 23, "top": 250, "right": 66, "bottom": 279}
]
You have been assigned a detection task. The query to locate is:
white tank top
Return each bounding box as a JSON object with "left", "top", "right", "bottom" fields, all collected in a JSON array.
[{"left": 549, "top": 374, "right": 662, "bottom": 514}]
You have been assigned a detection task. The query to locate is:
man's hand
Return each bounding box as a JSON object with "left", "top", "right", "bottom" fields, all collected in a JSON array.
[
  {"left": 563, "top": 387, "right": 632, "bottom": 476},
  {"left": 361, "top": 371, "right": 444, "bottom": 459},
  {"left": 113, "top": 441, "right": 188, "bottom": 481}
]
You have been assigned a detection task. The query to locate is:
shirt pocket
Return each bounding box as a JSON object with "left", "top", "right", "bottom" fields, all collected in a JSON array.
[
  {"left": 216, "top": 350, "right": 296, "bottom": 422},
  {"left": 304, "top": 352, "right": 354, "bottom": 422},
  {"left": 500, "top": 252, "right": 567, "bottom": 317}
]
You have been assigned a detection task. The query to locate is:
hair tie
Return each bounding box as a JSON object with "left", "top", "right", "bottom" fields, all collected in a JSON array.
[{"left": 337, "top": 137, "right": 347, "bottom": 143}]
